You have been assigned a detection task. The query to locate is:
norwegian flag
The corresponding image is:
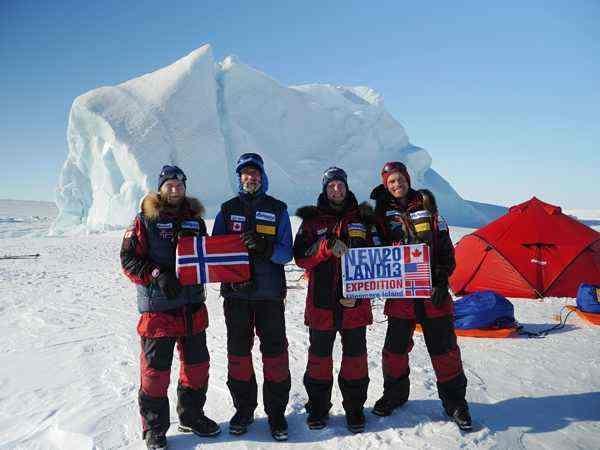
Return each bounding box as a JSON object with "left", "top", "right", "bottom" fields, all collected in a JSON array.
[
  {"left": 404, "top": 279, "right": 432, "bottom": 297},
  {"left": 176, "top": 235, "right": 250, "bottom": 285}
]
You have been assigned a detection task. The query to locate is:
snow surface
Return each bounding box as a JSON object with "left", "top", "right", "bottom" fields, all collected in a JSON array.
[
  {"left": 1, "top": 208, "right": 599, "bottom": 450},
  {"left": 55, "top": 44, "right": 498, "bottom": 233}
]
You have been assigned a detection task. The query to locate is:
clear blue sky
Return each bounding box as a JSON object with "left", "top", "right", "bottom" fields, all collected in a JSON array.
[{"left": 1, "top": 0, "right": 599, "bottom": 209}]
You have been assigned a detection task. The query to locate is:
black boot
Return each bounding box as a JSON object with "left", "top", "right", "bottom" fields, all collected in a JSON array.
[
  {"left": 372, "top": 396, "right": 407, "bottom": 417},
  {"left": 145, "top": 431, "right": 167, "bottom": 450},
  {"left": 229, "top": 409, "right": 254, "bottom": 435},
  {"left": 306, "top": 411, "right": 329, "bottom": 430},
  {"left": 178, "top": 415, "right": 221, "bottom": 437},
  {"left": 346, "top": 409, "right": 365, "bottom": 434},
  {"left": 305, "top": 401, "right": 329, "bottom": 430},
  {"left": 449, "top": 405, "right": 473, "bottom": 431},
  {"left": 268, "top": 414, "right": 288, "bottom": 441}
]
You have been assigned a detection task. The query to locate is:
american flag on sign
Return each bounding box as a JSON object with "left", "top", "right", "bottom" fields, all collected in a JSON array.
[
  {"left": 176, "top": 235, "right": 250, "bottom": 285},
  {"left": 401, "top": 244, "right": 432, "bottom": 296}
]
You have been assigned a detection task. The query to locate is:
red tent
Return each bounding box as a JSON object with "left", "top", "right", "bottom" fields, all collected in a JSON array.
[{"left": 450, "top": 197, "right": 600, "bottom": 298}]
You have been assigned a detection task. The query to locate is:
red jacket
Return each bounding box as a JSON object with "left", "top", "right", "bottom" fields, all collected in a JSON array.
[
  {"left": 293, "top": 193, "right": 373, "bottom": 330},
  {"left": 120, "top": 193, "right": 209, "bottom": 337},
  {"left": 370, "top": 185, "right": 456, "bottom": 319}
]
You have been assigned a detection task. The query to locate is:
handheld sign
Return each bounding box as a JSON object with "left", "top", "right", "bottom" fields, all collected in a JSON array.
[{"left": 342, "top": 244, "right": 432, "bottom": 299}]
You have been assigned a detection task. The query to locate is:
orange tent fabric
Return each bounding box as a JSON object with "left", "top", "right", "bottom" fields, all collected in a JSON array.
[{"left": 450, "top": 197, "right": 600, "bottom": 298}]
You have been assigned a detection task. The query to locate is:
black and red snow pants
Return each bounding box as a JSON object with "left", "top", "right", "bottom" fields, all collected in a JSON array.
[
  {"left": 304, "top": 326, "right": 369, "bottom": 416},
  {"left": 138, "top": 331, "right": 210, "bottom": 437},
  {"left": 382, "top": 302, "right": 467, "bottom": 414},
  {"left": 224, "top": 298, "right": 291, "bottom": 418}
]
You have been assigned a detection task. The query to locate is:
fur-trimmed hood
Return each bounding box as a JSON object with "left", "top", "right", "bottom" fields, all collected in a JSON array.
[
  {"left": 295, "top": 196, "right": 376, "bottom": 224},
  {"left": 141, "top": 192, "right": 205, "bottom": 221}
]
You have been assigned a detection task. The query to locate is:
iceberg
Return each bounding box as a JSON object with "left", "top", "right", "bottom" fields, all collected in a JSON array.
[{"left": 54, "top": 44, "right": 499, "bottom": 231}]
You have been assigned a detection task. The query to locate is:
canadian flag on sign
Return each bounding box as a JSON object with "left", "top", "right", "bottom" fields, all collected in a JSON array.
[{"left": 403, "top": 244, "right": 429, "bottom": 264}]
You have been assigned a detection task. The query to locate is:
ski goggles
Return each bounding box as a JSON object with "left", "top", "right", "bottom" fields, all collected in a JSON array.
[
  {"left": 381, "top": 161, "right": 407, "bottom": 176},
  {"left": 159, "top": 165, "right": 187, "bottom": 182},
  {"left": 322, "top": 166, "right": 347, "bottom": 186}
]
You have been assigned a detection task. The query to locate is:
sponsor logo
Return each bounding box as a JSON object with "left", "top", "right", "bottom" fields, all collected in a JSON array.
[
  {"left": 414, "top": 222, "right": 431, "bottom": 233},
  {"left": 256, "top": 224, "right": 276, "bottom": 235},
  {"left": 386, "top": 210, "right": 400, "bottom": 217},
  {"left": 348, "top": 223, "right": 366, "bottom": 231},
  {"left": 181, "top": 220, "right": 199, "bottom": 229},
  {"left": 410, "top": 210, "right": 431, "bottom": 220},
  {"left": 256, "top": 211, "right": 276, "bottom": 222},
  {"left": 530, "top": 259, "right": 548, "bottom": 266},
  {"left": 230, "top": 215, "right": 246, "bottom": 222},
  {"left": 157, "top": 222, "right": 173, "bottom": 229}
]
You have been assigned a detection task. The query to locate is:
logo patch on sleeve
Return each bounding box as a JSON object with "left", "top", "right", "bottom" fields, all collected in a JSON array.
[
  {"left": 256, "top": 211, "right": 276, "bottom": 222},
  {"left": 256, "top": 224, "right": 276, "bottom": 235}
]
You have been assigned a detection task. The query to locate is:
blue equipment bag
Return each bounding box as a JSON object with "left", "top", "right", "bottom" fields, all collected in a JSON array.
[
  {"left": 454, "top": 291, "right": 516, "bottom": 329},
  {"left": 576, "top": 284, "right": 600, "bottom": 313}
]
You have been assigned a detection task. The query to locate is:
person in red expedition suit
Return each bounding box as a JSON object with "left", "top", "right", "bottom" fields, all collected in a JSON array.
[
  {"left": 293, "top": 167, "right": 374, "bottom": 434},
  {"left": 120, "top": 165, "right": 220, "bottom": 450},
  {"left": 367, "top": 161, "right": 472, "bottom": 431}
]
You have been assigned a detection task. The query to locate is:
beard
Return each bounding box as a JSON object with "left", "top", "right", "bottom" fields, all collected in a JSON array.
[{"left": 242, "top": 181, "right": 262, "bottom": 194}]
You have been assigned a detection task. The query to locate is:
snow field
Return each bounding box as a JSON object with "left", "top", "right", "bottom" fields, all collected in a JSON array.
[{"left": 0, "top": 219, "right": 598, "bottom": 449}]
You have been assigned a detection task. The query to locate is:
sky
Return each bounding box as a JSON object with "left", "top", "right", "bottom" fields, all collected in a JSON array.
[{"left": 1, "top": 0, "right": 599, "bottom": 209}]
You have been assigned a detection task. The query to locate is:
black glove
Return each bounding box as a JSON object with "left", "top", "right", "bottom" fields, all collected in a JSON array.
[
  {"left": 242, "top": 231, "right": 271, "bottom": 256},
  {"left": 156, "top": 271, "right": 182, "bottom": 299},
  {"left": 430, "top": 285, "right": 449, "bottom": 307}
]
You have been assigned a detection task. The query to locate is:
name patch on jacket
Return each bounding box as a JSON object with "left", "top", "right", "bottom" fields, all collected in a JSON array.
[
  {"left": 348, "top": 223, "right": 366, "bottom": 239},
  {"left": 256, "top": 211, "right": 276, "bottom": 222},
  {"left": 230, "top": 214, "right": 246, "bottom": 222},
  {"left": 157, "top": 222, "right": 173, "bottom": 229},
  {"left": 386, "top": 210, "right": 400, "bottom": 217}
]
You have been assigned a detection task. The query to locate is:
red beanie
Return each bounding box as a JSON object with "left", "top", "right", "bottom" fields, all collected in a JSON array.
[{"left": 381, "top": 161, "right": 410, "bottom": 187}]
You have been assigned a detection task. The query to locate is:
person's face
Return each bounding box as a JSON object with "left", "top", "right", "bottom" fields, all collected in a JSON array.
[
  {"left": 326, "top": 180, "right": 347, "bottom": 204},
  {"left": 386, "top": 172, "right": 409, "bottom": 199},
  {"left": 160, "top": 179, "right": 186, "bottom": 206},
  {"left": 240, "top": 167, "right": 262, "bottom": 193}
]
